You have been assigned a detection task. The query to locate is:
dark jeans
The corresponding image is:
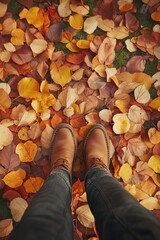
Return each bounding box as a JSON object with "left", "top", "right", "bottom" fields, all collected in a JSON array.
[{"left": 9, "top": 167, "right": 160, "bottom": 240}]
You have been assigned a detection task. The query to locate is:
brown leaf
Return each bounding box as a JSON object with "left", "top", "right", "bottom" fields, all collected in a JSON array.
[
  {"left": 128, "top": 136, "right": 148, "bottom": 157},
  {"left": 126, "top": 56, "right": 146, "bottom": 73},
  {"left": 11, "top": 46, "right": 33, "bottom": 65},
  {"left": 125, "top": 12, "right": 139, "bottom": 32},
  {"left": 98, "top": 37, "right": 116, "bottom": 65},
  {"left": 46, "top": 23, "right": 63, "bottom": 42}
]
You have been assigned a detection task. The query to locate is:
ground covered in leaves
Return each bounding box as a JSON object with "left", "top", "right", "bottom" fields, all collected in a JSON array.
[{"left": 0, "top": 0, "right": 160, "bottom": 239}]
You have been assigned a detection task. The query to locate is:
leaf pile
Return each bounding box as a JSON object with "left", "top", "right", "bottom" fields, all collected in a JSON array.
[{"left": 0, "top": 0, "right": 160, "bottom": 239}]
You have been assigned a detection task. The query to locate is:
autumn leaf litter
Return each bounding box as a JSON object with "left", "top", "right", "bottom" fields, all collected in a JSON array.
[{"left": 0, "top": 0, "right": 160, "bottom": 238}]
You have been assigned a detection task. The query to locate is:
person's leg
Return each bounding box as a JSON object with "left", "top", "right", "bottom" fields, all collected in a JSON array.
[
  {"left": 85, "top": 167, "right": 160, "bottom": 240},
  {"left": 9, "top": 168, "right": 73, "bottom": 240},
  {"left": 83, "top": 124, "right": 160, "bottom": 240},
  {"left": 9, "top": 123, "right": 77, "bottom": 240}
]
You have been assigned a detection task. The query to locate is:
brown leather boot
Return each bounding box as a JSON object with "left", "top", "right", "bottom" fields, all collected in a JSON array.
[
  {"left": 83, "top": 124, "right": 110, "bottom": 172},
  {"left": 49, "top": 123, "right": 77, "bottom": 173}
]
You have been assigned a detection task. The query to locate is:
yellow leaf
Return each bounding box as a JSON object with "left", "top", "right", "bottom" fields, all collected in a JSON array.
[
  {"left": 115, "top": 93, "right": 130, "bottom": 113},
  {"left": 119, "top": 163, "right": 132, "bottom": 183},
  {"left": 69, "top": 14, "right": 84, "bottom": 30},
  {"left": 16, "top": 141, "right": 37, "bottom": 162},
  {"left": 50, "top": 62, "right": 71, "bottom": 87},
  {"left": 140, "top": 180, "right": 156, "bottom": 196},
  {"left": 113, "top": 113, "right": 130, "bottom": 134},
  {"left": 24, "top": 177, "right": 44, "bottom": 193},
  {"left": 11, "top": 28, "right": 25, "bottom": 46},
  {"left": 148, "top": 155, "right": 160, "bottom": 173},
  {"left": 18, "top": 77, "right": 39, "bottom": 98},
  {"left": 76, "top": 40, "right": 90, "bottom": 49},
  {"left": 132, "top": 73, "right": 154, "bottom": 90},
  {"left": 107, "top": 26, "right": 129, "bottom": 39},
  {"left": 2, "top": 169, "right": 26, "bottom": 188},
  {"left": 140, "top": 197, "right": 160, "bottom": 210},
  {"left": 149, "top": 97, "right": 160, "bottom": 111}
]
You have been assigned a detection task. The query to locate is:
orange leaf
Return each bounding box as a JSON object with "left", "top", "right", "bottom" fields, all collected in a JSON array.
[
  {"left": 2, "top": 169, "right": 26, "bottom": 188},
  {"left": 148, "top": 128, "right": 160, "bottom": 144},
  {"left": 79, "top": 124, "right": 92, "bottom": 137},
  {"left": 70, "top": 116, "right": 86, "bottom": 128},
  {"left": 149, "top": 97, "right": 160, "bottom": 111},
  {"left": 50, "top": 62, "right": 71, "bottom": 87},
  {"left": 18, "top": 77, "right": 39, "bottom": 98},
  {"left": 0, "top": 2, "right": 7, "bottom": 18},
  {"left": 51, "top": 114, "right": 62, "bottom": 128},
  {"left": 119, "top": 3, "right": 134, "bottom": 12},
  {"left": 20, "top": 7, "right": 44, "bottom": 28},
  {"left": 16, "top": 141, "right": 38, "bottom": 162},
  {"left": 18, "top": 127, "right": 30, "bottom": 141},
  {"left": 24, "top": 177, "right": 44, "bottom": 193},
  {"left": 66, "top": 53, "right": 85, "bottom": 64},
  {"left": 11, "top": 28, "right": 25, "bottom": 46}
]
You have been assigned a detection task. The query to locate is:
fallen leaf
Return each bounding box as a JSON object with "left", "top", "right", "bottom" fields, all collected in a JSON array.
[
  {"left": 16, "top": 141, "right": 38, "bottom": 162},
  {"left": 58, "top": 86, "right": 78, "bottom": 108},
  {"left": 0, "top": 143, "right": 20, "bottom": 172},
  {"left": 24, "top": 177, "right": 44, "bottom": 193},
  {"left": 18, "top": 110, "right": 37, "bottom": 126},
  {"left": 99, "top": 109, "right": 112, "bottom": 122},
  {"left": 18, "top": 77, "right": 39, "bottom": 98},
  {"left": 41, "top": 124, "right": 53, "bottom": 149},
  {"left": 119, "top": 163, "right": 132, "bottom": 183},
  {"left": 98, "top": 37, "right": 116, "bottom": 65},
  {"left": 125, "top": 12, "right": 139, "bottom": 32},
  {"left": 20, "top": 7, "right": 44, "bottom": 28},
  {"left": 0, "top": 219, "right": 13, "bottom": 238},
  {"left": 18, "top": 127, "right": 30, "bottom": 141},
  {"left": 11, "top": 28, "right": 25, "bottom": 46},
  {"left": 3, "top": 169, "right": 26, "bottom": 188},
  {"left": 84, "top": 16, "right": 98, "bottom": 34},
  {"left": 134, "top": 85, "right": 150, "bottom": 104},
  {"left": 0, "top": 2, "right": 7, "bottom": 18},
  {"left": 0, "top": 88, "right": 11, "bottom": 111},
  {"left": 58, "top": 0, "right": 71, "bottom": 17},
  {"left": 88, "top": 72, "right": 106, "bottom": 90},
  {"left": 126, "top": 56, "right": 146, "bottom": 73},
  {"left": 66, "top": 53, "right": 85, "bottom": 64},
  {"left": 148, "top": 155, "right": 160, "bottom": 173},
  {"left": 50, "top": 62, "right": 71, "bottom": 87},
  {"left": 113, "top": 113, "right": 130, "bottom": 134},
  {"left": 76, "top": 204, "right": 94, "bottom": 228},
  {"left": 148, "top": 128, "right": 160, "bottom": 144},
  {"left": 0, "top": 125, "right": 13, "bottom": 150},
  {"left": 70, "top": 4, "right": 89, "bottom": 15},
  {"left": 9, "top": 197, "right": 28, "bottom": 222},
  {"left": 140, "top": 197, "right": 160, "bottom": 210},
  {"left": 28, "top": 122, "right": 42, "bottom": 140},
  {"left": 11, "top": 45, "right": 33, "bottom": 65},
  {"left": 149, "top": 97, "right": 160, "bottom": 111},
  {"left": 76, "top": 40, "right": 90, "bottom": 49},
  {"left": 46, "top": 23, "right": 63, "bottom": 42},
  {"left": 128, "top": 136, "right": 148, "bottom": 157},
  {"left": 30, "top": 39, "right": 48, "bottom": 54},
  {"left": 107, "top": 26, "right": 129, "bottom": 39},
  {"left": 69, "top": 14, "right": 84, "bottom": 30}
]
